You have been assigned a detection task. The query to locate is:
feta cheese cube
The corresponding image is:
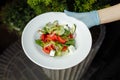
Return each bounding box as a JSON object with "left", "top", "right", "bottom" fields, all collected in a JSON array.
[{"left": 49, "top": 50, "right": 55, "bottom": 56}]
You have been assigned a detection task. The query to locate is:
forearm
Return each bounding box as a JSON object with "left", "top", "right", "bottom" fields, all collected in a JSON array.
[{"left": 98, "top": 3, "right": 120, "bottom": 24}]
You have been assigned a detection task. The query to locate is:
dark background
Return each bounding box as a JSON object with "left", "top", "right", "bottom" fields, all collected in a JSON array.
[
  {"left": 88, "top": 0, "right": 120, "bottom": 79},
  {"left": 0, "top": 0, "right": 120, "bottom": 80},
  {"left": 89, "top": 0, "right": 120, "bottom": 80}
]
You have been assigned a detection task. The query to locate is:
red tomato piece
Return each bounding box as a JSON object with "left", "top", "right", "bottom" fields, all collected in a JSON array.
[
  {"left": 62, "top": 46, "right": 68, "bottom": 51},
  {"left": 40, "top": 34, "right": 48, "bottom": 42},
  {"left": 47, "top": 33, "right": 57, "bottom": 41},
  {"left": 40, "top": 34, "right": 45, "bottom": 41},
  {"left": 57, "top": 36, "right": 66, "bottom": 44},
  {"left": 52, "top": 34, "right": 58, "bottom": 41},
  {"left": 43, "top": 44, "right": 55, "bottom": 54},
  {"left": 69, "top": 34, "right": 73, "bottom": 38},
  {"left": 50, "top": 44, "right": 55, "bottom": 50},
  {"left": 43, "top": 46, "right": 50, "bottom": 54}
]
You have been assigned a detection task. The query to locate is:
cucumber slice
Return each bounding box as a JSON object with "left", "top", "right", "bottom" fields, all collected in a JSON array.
[
  {"left": 53, "top": 20, "right": 58, "bottom": 25},
  {"left": 70, "top": 24, "right": 76, "bottom": 34},
  {"left": 55, "top": 51, "right": 62, "bottom": 56},
  {"left": 68, "top": 45, "right": 75, "bottom": 53},
  {"left": 64, "top": 24, "right": 70, "bottom": 30},
  {"left": 55, "top": 26, "right": 65, "bottom": 35},
  {"left": 58, "top": 26, "right": 65, "bottom": 35}
]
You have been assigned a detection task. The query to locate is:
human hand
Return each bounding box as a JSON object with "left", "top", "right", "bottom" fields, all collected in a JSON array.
[{"left": 64, "top": 10, "right": 100, "bottom": 28}]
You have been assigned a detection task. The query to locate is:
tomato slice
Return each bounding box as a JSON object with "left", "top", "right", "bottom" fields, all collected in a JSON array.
[
  {"left": 40, "top": 34, "right": 48, "bottom": 42},
  {"left": 43, "top": 44, "right": 55, "bottom": 54},
  {"left": 57, "top": 36, "right": 66, "bottom": 44},
  {"left": 43, "top": 46, "right": 50, "bottom": 54},
  {"left": 62, "top": 46, "right": 68, "bottom": 51},
  {"left": 40, "top": 34, "right": 45, "bottom": 41},
  {"left": 52, "top": 34, "right": 58, "bottom": 41},
  {"left": 47, "top": 33, "right": 57, "bottom": 41},
  {"left": 50, "top": 44, "right": 55, "bottom": 50},
  {"left": 69, "top": 34, "right": 73, "bottom": 38}
]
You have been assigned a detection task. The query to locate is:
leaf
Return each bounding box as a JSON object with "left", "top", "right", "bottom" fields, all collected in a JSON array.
[
  {"left": 65, "top": 39, "right": 75, "bottom": 46},
  {"left": 35, "top": 39, "right": 44, "bottom": 47},
  {"left": 62, "top": 29, "right": 71, "bottom": 36}
]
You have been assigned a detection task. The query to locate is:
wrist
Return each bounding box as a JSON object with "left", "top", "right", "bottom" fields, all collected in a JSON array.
[{"left": 90, "top": 10, "right": 100, "bottom": 26}]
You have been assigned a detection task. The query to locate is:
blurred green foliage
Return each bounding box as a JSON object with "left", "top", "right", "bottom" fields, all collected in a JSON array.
[
  {"left": 0, "top": 0, "right": 36, "bottom": 33},
  {"left": 27, "top": 0, "right": 67, "bottom": 15},
  {"left": 0, "top": 0, "right": 111, "bottom": 34},
  {"left": 74, "top": 0, "right": 111, "bottom": 12}
]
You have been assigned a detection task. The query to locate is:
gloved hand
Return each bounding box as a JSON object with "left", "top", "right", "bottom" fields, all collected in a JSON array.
[{"left": 64, "top": 10, "right": 100, "bottom": 28}]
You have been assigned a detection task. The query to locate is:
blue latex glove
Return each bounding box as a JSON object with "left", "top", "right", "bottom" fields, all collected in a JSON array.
[{"left": 64, "top": 10, "right": 100, "bottom": 28}]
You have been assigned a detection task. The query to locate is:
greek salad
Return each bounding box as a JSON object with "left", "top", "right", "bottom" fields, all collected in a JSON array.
[{"left": 35, "top": 20, "right": 76, "bottom": 56}]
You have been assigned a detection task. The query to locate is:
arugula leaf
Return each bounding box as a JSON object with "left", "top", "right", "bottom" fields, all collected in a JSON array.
[
  {"left": 42, "top": 27, "right": 48, "bottom": 34},
  {"left": 65, "top": 39, "right": 75, "bottom": 46},
  {"left": 35, "top": 39, "right": 44, "bottom": 47},
  {"left": 61, "top": 29, "right": 71, "bottom": 37}
]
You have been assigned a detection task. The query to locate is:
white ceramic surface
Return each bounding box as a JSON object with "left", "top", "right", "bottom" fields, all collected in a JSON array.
[{"left": 22, "top": 12, "right": 92, "bottom": 70}]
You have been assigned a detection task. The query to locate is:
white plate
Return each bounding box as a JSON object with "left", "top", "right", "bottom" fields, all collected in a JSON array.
[{"left": 22, "top": 12, "right": 92, "bottom": 70}]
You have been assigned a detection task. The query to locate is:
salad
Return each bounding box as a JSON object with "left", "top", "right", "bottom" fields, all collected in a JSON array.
[{"left": 35, "top": 20, "right": 76, "bottom": 56}]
